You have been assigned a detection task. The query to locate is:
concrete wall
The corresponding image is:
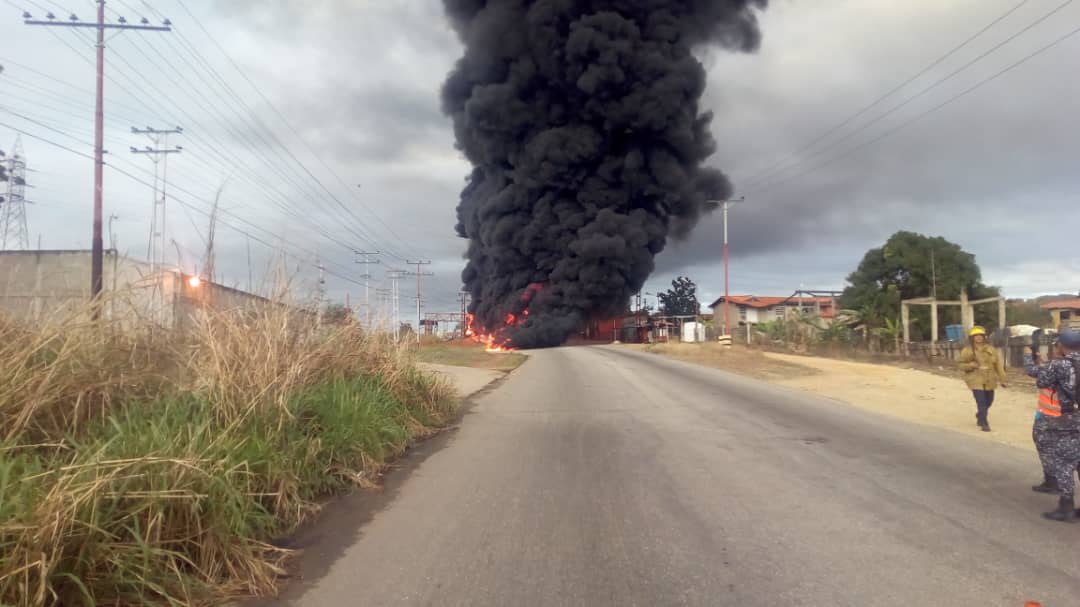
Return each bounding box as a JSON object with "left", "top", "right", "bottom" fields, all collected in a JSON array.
[
  {"left": 0, "top": 250, "right": 157, "bottom": 322},
  {"left": 0, "top": 250, "right": 272, "bottom": 329}
]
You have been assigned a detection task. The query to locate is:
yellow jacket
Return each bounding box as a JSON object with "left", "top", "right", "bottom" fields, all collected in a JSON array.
[{"left": 958, "top": 343, "right": 1006, "bottom": 390}]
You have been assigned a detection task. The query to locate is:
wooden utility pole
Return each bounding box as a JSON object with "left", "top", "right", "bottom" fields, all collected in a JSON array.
[{"left": 24, "top": 3, "right": 172, "bottom": 315}]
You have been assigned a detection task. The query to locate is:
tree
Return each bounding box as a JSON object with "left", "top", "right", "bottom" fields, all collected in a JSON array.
[
  {"left": 840, "top": 231, "right": 999, "bottom": 340},
  {"left": 658, "top": 276, "right": 700, "bottom": 316}
]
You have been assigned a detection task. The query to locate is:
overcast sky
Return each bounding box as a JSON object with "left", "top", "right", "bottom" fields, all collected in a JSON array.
[{"left": 2, "top": 0, "right": 1079, "bottom": 322}]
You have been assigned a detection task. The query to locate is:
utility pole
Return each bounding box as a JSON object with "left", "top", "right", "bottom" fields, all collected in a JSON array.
[
  {"left": 108, "top": 214, "right": 118, "bottom": 250},
  {"left": 387, "top": 270, "right": 407, "bottom": 343},
  {"left": 314, "top": 251, "right": 326, "bottom": 327},
  {"left": 375, "top": 287, "right": 392, "bottom": 335},
  {"left": 0, "top": 136, "right": 29, "bottom": 251},
  {"left": 354, "top": 250, "right": 380, "bottom": 330},
  {"left": 24, "top": 3, "right": 172, "bottom": 314},
  {"left": 130, "top": 127, "right": 182, "bottom": 275},
  {"left": 406, "top": 260, "right": 433, "bottom": 347},
  {"left": 708, "top": 196, "right": 745, "bottom": 336}
]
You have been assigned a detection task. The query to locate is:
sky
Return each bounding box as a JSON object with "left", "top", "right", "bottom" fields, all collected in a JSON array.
[{"left": 1, "top": 0, "right": 1079, "bottom": 325}]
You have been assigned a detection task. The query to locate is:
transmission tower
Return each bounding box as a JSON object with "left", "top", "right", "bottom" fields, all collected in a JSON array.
[{"left": 0, "top": 136, "right": 29, "bottom": 251}]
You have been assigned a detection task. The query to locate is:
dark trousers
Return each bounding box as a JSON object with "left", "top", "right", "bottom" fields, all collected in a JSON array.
[
  {"left": 1034, "top": 415, "right": 1055, "bottom": 480},
  {"left": 973, "top": 390, "right": 995, "bottom": 423}
]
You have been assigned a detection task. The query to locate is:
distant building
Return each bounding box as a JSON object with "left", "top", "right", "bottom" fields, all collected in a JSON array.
[
  {"left": 708, "top": 294, "right": 838, "bottom": 328},
  {"left": 1042, "top": 297, "right": 1080, "bottom": 331}
]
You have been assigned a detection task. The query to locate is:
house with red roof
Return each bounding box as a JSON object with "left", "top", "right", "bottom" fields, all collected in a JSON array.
[
  {"left": 1042, "top": 297, "right": 1080, "bottom": 331},
  {"left": 708, "top": 293, "right": 839, "bottom": 328}
]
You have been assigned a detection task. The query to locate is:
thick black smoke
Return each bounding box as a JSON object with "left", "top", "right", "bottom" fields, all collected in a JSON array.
[{"left": 442, "top": 0, "right": 767, "bottom": 348}]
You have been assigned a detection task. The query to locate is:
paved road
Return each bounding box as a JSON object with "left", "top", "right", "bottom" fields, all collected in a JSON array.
[{"left": 265, "top": 346, "right": 1080, "bottom": 607}]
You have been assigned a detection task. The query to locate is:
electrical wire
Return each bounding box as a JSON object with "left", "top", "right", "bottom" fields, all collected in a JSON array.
[
  {"left": 752, "top": 21, "right": 1080, "bottom": 195},
  {"left": 744, "top": 0, "right": 1077, "bottom": 193},
  {"left": 172, "top": 0, "right": 419, "bottom": 262},
  {"left": 736, "top": 0, "right": 1034, "bottom": 188}
]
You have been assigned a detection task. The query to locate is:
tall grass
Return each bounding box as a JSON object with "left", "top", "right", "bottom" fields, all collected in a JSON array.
[{"left": 0, "top": 299, "right": 453, "bottom": 606}]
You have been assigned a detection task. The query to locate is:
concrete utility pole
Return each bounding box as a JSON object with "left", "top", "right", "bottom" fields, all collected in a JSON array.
[
  {"left": 406, "top": 260, "right": 433, "bottom": 347},
  {"left": 24, "top": 3, "right": 172, "bottom": 315},
  {"left": 354, "top": 250, "right": 380, "bottom": 330},
  {"left": 375, "top": 287, "right": 392, "bottom": 334},
  {"left": 130, "top": 127, "right": 182, "bottom": 276},
  {"left": 387, "top": 270, "right": 408, "bottom": 343},
  {"left": 708, "top": 196, "right": 745, "bottom": 336}
]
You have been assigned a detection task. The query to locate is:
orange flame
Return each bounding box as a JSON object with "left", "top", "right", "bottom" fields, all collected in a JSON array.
[{"left": 465, "top": 311, "right": 521, "bottom": 353}]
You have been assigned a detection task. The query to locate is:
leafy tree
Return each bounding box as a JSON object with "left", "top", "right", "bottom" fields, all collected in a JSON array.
[
  {"left": 658, "top": 276, "right": 700, "bottom": 316},
  {"left": 840, "top": 231, "right": 999, "bottom": 340}
]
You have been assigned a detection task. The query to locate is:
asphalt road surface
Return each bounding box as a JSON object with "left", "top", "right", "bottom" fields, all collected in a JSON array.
[{"left": 263, "top": 346, "right": 1080, "bottom": 607}]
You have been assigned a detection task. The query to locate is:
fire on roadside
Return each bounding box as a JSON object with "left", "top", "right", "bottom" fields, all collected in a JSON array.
[
  {"left": 465, "top": 310, "right": 528, "bottom": 353},
  {"left": 464, "top": 283, "right": 543, "bottom": 353}
]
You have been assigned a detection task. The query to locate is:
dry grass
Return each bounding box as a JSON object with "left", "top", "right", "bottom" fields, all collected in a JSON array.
[
  {"left": 416, "top": 340, "right": 528, "bottom": 372},
  {"left": 0, "top": 296, "right": 453, "bottom": 607}
]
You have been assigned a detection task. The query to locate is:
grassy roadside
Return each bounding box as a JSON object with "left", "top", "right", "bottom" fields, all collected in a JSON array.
[
  {"left": 416, "top": 340, "right": 527, "bottom": 372},
  {"left": 0, "top": 304, "right": 453, "bottom": 607}
]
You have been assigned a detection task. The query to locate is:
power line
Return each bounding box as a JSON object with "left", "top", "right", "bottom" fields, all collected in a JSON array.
[
  {"left": 744, "top": 0, "right": 1077, "bottom": 194},
  {"left": 102, "top": 33, "right": 385, "bottom": 256},
  {"left": 753, "top": 21, "right": 1080, "bottom": 195},
  {"left": 86, "top": 39, "right": 371, "bottom": 253},
  {"left": 0, "top": 119, "right": 365, "bottom": 289},
  {"left": 111, "top": 22, "right": 394, "bottom": 257},
  {"left": 172, "top": 0, "right": 418, "bottom": 262},
  {"left": 737, "top": 0, "right": 1035, "bottom": 189}
]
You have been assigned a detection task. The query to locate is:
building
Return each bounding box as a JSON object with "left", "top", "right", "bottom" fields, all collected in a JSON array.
[
  {"left": 0, "top": 249, "right": 273, "bottom": 330},
  {"left": 1042, "top": 298, "right": 1080, "bottom": 331},
  {"left": 709, "top": 294, "right": 838, "bottom": 328}
]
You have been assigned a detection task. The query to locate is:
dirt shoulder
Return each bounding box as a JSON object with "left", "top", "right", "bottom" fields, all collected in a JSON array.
[
  {"left": 417, "top": 341, "right": 528, "bottom": 372},
  {"left": 631, "top": 343, "right": 1038, "bottom": 451},
  {"left": 417, "top": 342, "right": 526, "bottom": 400}
]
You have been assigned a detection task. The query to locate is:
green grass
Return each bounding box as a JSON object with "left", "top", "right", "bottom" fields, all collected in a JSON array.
[
  {"left": 417, "top": 342, "right": 527, "bottom": 372},
  {"left": 0, "top": 373, "right": 452, "bottom": 607}
]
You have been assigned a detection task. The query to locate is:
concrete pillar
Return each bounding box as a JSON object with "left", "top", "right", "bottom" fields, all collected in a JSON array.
[
  {"left": 902, "top": 302, "right": 910, "bottom": 351},
  {"left": 960, "top": 289, "right": 971, "bottom": 332},
  {"left": 931, "top": 300, "right": 939, "bottom": 351}
]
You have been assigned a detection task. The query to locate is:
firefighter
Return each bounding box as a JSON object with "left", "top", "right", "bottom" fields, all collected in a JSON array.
[
  {"left": 1025, "top": 330, "right": 1080, "bottom": 522},
  {"left": 958, "top": 326, "right": 1008, "bottom": 432}
]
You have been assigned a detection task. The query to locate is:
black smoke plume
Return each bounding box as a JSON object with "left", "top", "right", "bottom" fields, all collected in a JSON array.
[{"left": 442, "top": 0, "right": 767, "bottom": 349}]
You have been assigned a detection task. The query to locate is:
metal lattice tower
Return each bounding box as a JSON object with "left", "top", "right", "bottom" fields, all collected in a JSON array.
[{"left": 1, "top": 136, "right": 29, "bottom": 251}]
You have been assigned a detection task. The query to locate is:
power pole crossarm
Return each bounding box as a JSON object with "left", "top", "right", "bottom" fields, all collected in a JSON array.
[
  {"left": 355, "top": 250, "right": 380, "bottom": 330},
  {"left": 23, "top": 3, "right": 173, "bottom": 315},
  {"left": 406, "top": 260, "right": 433, "bottom": 347}
]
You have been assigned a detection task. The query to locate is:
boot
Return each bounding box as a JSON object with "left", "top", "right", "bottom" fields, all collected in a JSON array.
[
  {"left": 1042, "top": 496, "right": 1079, "bottom": 523},
  {"left": 980, "top": 420, "right": 991, "bottom": 432},
  {"left": 1032, "top": 475, "right": 1059, "bottom": 494}
]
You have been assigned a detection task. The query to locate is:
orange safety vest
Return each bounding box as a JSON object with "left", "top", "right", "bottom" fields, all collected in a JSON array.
[{"left": 1039, "top": 388, "right": 1062, "bottom": 417}]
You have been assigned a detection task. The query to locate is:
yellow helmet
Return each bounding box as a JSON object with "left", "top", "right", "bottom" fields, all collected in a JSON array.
[{"left": 969, "top": 326, "right": 987, "bottom": 337}]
